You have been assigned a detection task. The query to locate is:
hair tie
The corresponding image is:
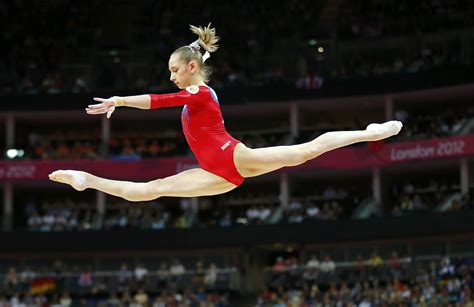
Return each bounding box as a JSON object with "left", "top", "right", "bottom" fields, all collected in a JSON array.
[{"left": 188, "top": 40, "right": 211, "bottom": 62}]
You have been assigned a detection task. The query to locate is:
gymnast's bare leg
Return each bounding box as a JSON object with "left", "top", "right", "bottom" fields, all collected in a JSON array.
[
  {"left": 234, "top": 120, "right": 403, "bottom": 177},
  {"left": 49, "top": 168, "right": 237, "bottom": 201}
]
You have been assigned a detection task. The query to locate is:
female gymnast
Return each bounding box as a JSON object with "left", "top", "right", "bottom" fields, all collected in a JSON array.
[{"left": 49, "top": 24, "right": 402, "bottom": 201}]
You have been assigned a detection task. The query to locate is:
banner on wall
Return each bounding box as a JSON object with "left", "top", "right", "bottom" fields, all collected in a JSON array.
[
  {"left": 0, "top": 135, "right": 473, "bottom": 181},
  {"left": 300, "top": 134, "right": 473, "bottom": 170}
]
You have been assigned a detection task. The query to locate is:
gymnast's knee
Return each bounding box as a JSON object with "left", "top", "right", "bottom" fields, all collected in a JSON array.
[
  {"left": 293, "top": 146, "right": 314, "bottom": 165},
  {"left": 301, "top": 143, "right": 323, "bottom": 161},
  {"left": 122, "top": 180, "right": 162, "bottom": 202}
]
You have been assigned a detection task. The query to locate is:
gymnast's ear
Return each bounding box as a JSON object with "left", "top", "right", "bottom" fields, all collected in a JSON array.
[{"left": 188, "top": 60, "right": 198, "bottom": 74}]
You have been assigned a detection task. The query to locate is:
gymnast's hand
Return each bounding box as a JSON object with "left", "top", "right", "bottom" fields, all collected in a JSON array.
[{"left": 86, "top": 96, "right": 123, "bottom": 119}]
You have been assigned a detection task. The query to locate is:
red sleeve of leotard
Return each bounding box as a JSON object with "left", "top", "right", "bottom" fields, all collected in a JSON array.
[{"left": 149, "top": 89, "right": 200, "bottom": 109}]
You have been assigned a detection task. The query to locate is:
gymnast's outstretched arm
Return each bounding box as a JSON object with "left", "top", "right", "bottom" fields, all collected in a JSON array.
[
  {"left": 85, "top": 95, "right": 151, "bottom": 119},
  {"left": 86, "top": 90, "right": 199, "bottom": 118}
]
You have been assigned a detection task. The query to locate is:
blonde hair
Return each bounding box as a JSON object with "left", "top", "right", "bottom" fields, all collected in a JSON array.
[{"left": 172, "top": 23, "right": 220, "bottom": 82}]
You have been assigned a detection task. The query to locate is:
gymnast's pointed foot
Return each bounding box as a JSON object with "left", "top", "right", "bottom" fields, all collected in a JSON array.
[
  {"left": 366, "top": 120, "right": 403, "bottom": 141},
  {"left": 49, "top": 170, "right": 89, "bottom": 191}
]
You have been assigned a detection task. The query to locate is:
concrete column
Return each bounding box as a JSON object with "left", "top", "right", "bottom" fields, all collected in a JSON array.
[
  {"left": 460, "top": 158, "right": 469, "bottom": 194},
  {"left": 190, "top": 197, "right": 199, "bottom": 211},
  {"left": 372, "top": 167, "right": 382, "bottom": 206},
  {"left": 3, "top": 182, "right": 13, "bottom": 231},
  {"left": 243, "top": 250, "right": 252, "bottom": 292},
  {"left": 280, "top": 172, "right": 289, "bottom": 207},
  {"left": 96, "top": 191, "right": 106, "bottom": 230},
  {"left": 290, "top": 103, "right": 299, "bottom": 138},
  {"left": 6, "top": 113, "right": 15, "bottom": 149},
  {"left": 96, "top": 191, "right": 106, "bottom": 214},
  {"left": 384, "top": 96, "right": 394, "bottom": 121},
  {"left": 101, "top": 116, "right": 111, "bottom": 157}
]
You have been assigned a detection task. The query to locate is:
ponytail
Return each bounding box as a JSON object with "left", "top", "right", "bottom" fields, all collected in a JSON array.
[
  {"left": 171, "top": 23, "right": 220, "bottom": 82},
  {"left": 189, "top": 23, "right": 220, "bottom": 53}
]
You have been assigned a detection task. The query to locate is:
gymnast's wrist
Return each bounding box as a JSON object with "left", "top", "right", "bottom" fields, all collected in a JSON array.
[{"left": 112, "top": 96, "right": 125, "bottom": 107}]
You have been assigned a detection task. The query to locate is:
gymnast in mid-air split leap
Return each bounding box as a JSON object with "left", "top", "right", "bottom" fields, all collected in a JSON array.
[{"left": 49, "top": 24, "right": 403, "bottom": 201}]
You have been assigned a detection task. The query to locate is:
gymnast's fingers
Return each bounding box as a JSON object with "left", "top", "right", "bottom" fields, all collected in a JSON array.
[
  {"left": 88, "top": 103, "right": 105, "bottom": 108},
  {"left": 93, "top": 97, "right": 109, "bottom": 103},
  {"left": 85, "top": 108, "right": 106, "bottom": 114}
]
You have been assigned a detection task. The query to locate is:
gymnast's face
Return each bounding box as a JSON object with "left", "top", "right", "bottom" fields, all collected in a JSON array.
[{"left": 168, "top": 53, "right": 199, "bottom": 89}]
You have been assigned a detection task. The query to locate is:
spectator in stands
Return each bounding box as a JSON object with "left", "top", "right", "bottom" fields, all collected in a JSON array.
[
  {"left": 387, "top": 251, "right": 402, "bottom": 278},
  {"left": 303, "top": 255, "right": 320, "bottom": 282},
  {"left": 306, "top": 254, "right": 320, "bottom": 269},
  {"left": 191, "top": 260, "right": 205, "bottom": 286},
  {"left": 319, "top": 256, "right": 336, "bottom": 280},
  {"left": 59, "top": 291, "right": 72, "bottom": 307},
  {"left": 204, "top": 263, "right": 218, "bottom": 288},
  {"left": 107, "top": 292, "right": 121, "bottom": 306},
  {"left": 246, "top": 206, "right": 260, "bottom": 224},
  {"left": 270, "top": 256, "right": 288, "bottom": 287},
  {"left": 120, "top": 291, "right": 132, "bottom": 305},
  {"left": 169, "top": 258, "right": 185, "bottom": 285},
  {"left": 78, "top": 266, "right": 93, "bottom": 288},
  {"left": 117, "top": 263, "right": 133, "bottom": 290},
  {"left": 462, "top": 191, "right": 474, "bottom": 210},
  {"left": 151, "top": 210, "right": 168, "bottom": 230},
  {"left": 368, "top": 252, "right": 384, "bottom": 276},
  {"left": 3, "top": 267, "right": 19, "bottom": 294},
  {"left": 218, "top": 209, "right": 233, "bottom": 227},
  {"left": 18, "top": 266, "right": 36, "bottom": 291},
  {"left": 157, "top": 262, "right": 170, "bottom": 288},
  {"left": 306, "top": 202, "right": 321, "bottom": 219},
  {"left": 272, "top": 257, "right": 288, "bottom": 273},
  {"left": 133, "top": 288, "right": 149, "bottom": 305},
  {"left": 134, "top": 262, "right": 148, "bottom": 287},
  {"left": 27, "top": 212, "right": 43, "bottom": 231}
]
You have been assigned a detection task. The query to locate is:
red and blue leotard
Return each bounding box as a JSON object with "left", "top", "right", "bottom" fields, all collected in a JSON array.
[{"left": 149, "top": 85, "right": 245, "bottom": 186}]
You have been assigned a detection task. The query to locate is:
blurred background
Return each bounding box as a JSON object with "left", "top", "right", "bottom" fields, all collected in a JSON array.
[{"left": 1, "top": 0, "right": 474, "bottom": 306}]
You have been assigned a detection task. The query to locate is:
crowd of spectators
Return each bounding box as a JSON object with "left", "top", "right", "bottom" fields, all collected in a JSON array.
[
  {"left": 259, "top": 254, "right": 474, "bottom": 306},
  {"left": 282, "top": 199, "right": 345, "bottom": 224},
  {"left": 107, "top": 135, "right": 185, "bottom": 160},
  {"left": 23, "top": 129, "right": 102, "bottom": 160},
  {"left": 0, "top": 289, "right": 231, "bottom": 307},
  {"left": 1, "top": 0, "right": 473, "bottom": 95},
  {"left": 390, "top": 180, "right": 474, "bottom": 216},
  {"left": 24, "top": 199, "right": 100, "bottom": 232},
  {"left": 21, "top": 129, "right": 189, "bottom": 161},
  {"left": 198, "top": 185, "right": 364, "bottom": 228},
  {"left": 390, "top": 179, "right": 455, "bottom": 215},
  {"left": 0, "top": 258, "right": 233, "bottom": 306},
  {"left": 1, "top": 0, "right": 111, "bottom": 95},
  {"left": 23, "top": 199, "right": 197, "bottom": 232},
  {"left": 329, "top": 43, "right": 470, "bottom": 81},
  {"left": 337, "top": 0, "right": 474, "bottom": 39},
  {"left": 2, "top": 252, "right": 473, "bottom": 306},
  {"left": 393, "top": 106, "right": 474, "bottom": 141}
]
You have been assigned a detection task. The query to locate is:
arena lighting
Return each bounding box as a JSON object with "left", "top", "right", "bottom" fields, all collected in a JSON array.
[
  {"left": 308, "top": 39, "right": 318, "bottom": 46},
  {"left": 6, "top": 149, "right": 24, "bottom": 159},
  {"left": 318, "top": 46, "right": 324, "bottom": 53}
]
